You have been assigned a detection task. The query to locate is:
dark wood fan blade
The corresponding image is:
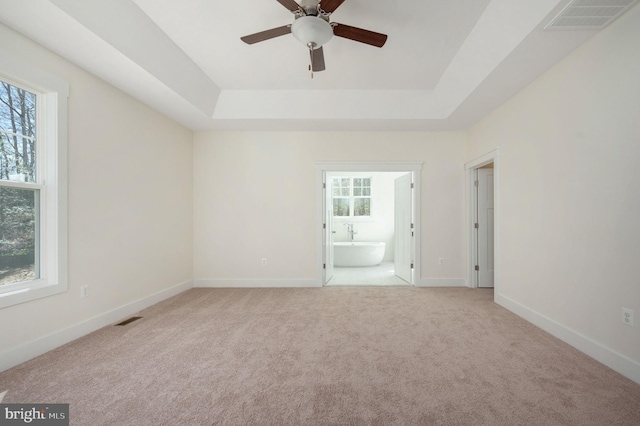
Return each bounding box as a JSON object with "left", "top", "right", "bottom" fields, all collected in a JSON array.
[
  {"left": 320, "top": 0, "right": 345, "bottom": 13},
  {"left": 277, "top": 0, "right": 302, "bottom": 12},
  {"left": 241, "top": 25, "right": 291, "bottom": 44},
  {"left": 310, "top": 46, "right": 326, "bottom": 72},
  {"left": 332, "top": 23, "right": 387, "bottom": 47}
]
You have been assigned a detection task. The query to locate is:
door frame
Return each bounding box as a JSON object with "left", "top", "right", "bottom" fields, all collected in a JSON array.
[
  {"left": 315, "top": 162, "right": 422, "bottom": 286},
  {"left": 394, "top": 173, "right": 414, "bottom": 284},
  {"left": 465, "top": 149, "right": 499, "bottom": 290}
]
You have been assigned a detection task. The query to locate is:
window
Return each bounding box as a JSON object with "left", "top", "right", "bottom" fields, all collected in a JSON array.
[
  {"left": 332, "top": 177, "right": 371, "bottom": 217},
  {"left": 0, "top": 53, "right": 68, "bottom": 308},
  {"left": 1, "top": 82, "right": 39, "bottom": 286}
]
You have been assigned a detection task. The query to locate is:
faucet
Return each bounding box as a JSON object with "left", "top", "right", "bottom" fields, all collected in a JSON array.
[{"left": 345, "top": 223, "right": 358, "bottom": 242}]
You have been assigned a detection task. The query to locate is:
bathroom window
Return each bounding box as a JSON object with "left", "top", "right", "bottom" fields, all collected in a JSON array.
[
  {"left": 0, "top": 59, "right": 68, "bottom": 308},
  {"left": 332, "top": 177, "right": 371, "bottom": 217}
]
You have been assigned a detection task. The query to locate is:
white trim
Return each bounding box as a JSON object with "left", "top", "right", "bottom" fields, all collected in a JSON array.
[
  {"left": 416, "top": 278, "right": 466, "bottom": 287},
  {"left": 0, "top": 280, "right": 193, "bottom": 373},
  {"left": 496, "top": 293, "right": 640, "bottom": 385},
  {"left": 195, "top": 279, "right": 320, "bottom": 288},
  {"left": 315, "top": 162, "right": 423, "bottom": 287},
  {"left": 317, "top": 167, "right": 326, "bottom": 285},
  {"left": 464, "top": 149, "right": 499, "bottom": 290}
]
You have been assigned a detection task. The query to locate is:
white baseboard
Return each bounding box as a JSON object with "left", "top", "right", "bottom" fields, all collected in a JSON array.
[
  {"left": 195, "top": 279, "right": 321, "bottom": 288},
  {"left": 416, "top": 278, "right": 466, "bottom": 287},
  {"left": 496, "top": 293, "right": 640, "bottom": 385},
  {"left": 0, "top": 280, "right": 193, "bottom": 373},
  {"left": 196, "top": 278, "right": 464, "bottom": 288}
]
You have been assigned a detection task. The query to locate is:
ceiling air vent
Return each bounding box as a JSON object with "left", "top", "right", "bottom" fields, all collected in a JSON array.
[{"left": 545, "top": 0, "right": 639, "bottom": 30}]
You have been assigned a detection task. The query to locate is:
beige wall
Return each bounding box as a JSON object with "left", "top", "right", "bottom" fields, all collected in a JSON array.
[
  {"left": 193, "top": 131, "right": 467, "bottom": 286},
  {"left": 467, "top": 5, "right": 640, "bottom": 380},
  {"left": 0, "top": 25, "right": 193, "bottom": 366}
]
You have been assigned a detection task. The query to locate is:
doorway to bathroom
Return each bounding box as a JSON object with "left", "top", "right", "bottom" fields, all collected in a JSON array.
[{"left": 315, "top": 162, "right": 422, "bottom": 286}]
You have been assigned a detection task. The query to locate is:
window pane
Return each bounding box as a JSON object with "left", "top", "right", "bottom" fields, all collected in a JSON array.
[
  {"left": 1, "top": 134, "right": 37, "bottom": 182},
  {"left": 0, "top": 81, "right": 37, "bottom": 183},
  {"left": 363, "top": 188, "right": 371, "bottom": 196},
  {"left": 332, "top": 178, "right": 351, "bottom": 197},
  {"left": 0, "top": 83, "right": 36, "bottom": 136},
  {"left": 354, "top": 198, "right": 370, "bottom": 216},
  {"left": 333, "top": 198, "right": 350, "bottom": 216},
  {"left": 363, "top": 178, "right": 371, "bottom": 187},
  {"left": 353, "top": 188, "right": 361, "bottom": 196},
  {"left": 0, "top": 187, "right": 38, "bottom": 286},
  {"left": 353, "top": 178, "right": 361, "bottom": 186}
]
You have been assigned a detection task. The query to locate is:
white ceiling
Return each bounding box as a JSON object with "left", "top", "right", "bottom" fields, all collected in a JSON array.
[{"left": 0, "top": 0, "right": 633, "bottom": 131}]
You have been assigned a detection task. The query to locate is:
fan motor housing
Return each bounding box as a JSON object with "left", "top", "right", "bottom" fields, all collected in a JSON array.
[{"left": 291, "top": 16, "right": 333, "bottom": 48}]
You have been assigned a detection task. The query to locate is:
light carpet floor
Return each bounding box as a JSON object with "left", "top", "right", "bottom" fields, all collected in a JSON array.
[{"left": 1, "top": 287, "right": 639, "bottom": 425}]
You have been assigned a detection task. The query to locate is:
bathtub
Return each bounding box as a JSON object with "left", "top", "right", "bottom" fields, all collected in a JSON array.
[{"left": 334, "top": 242, "right": 386, "bottom": 267}]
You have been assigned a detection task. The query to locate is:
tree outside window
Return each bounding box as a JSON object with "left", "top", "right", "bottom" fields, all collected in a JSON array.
[
  {"left": 332, "top": 177, "right": 371, "bottom": 217},
  {"left": 352, "top": 178, "right": 371, "bottom": 216},
  {"left": 0, "top": 80, "right": 38, "bottom": 286}
]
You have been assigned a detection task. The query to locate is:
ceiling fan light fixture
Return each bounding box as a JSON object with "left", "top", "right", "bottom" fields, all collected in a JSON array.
[{"left": 291, "top": 16, "right": 333, "bottom": 49}]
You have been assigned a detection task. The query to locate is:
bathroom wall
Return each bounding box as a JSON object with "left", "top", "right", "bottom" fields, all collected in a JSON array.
[{"left": 328, "top": 171, "right": 407, "bottom": 262}]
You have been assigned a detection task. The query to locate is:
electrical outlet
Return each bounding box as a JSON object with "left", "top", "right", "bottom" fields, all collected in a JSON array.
[
  {"left": 438, "top": 258, "right": 444, "bottom": 265},
  {"left": 622, "top": 307, "right": 633, "bottom": 327},
  {"left": 80, "top": 285, "right": 89, "bottom": 299},
  {"left": 261, "top": 258, "right": 267, "bottom": 266}
]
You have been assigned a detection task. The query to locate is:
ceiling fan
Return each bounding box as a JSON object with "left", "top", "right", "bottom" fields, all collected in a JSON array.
[{"left": 240, "top": 0, "right": 388, "bottom": 75}]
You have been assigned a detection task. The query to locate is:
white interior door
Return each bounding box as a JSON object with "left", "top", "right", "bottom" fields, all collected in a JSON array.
[
  {"left": 476, "top": 168, "right": 494, "bottom": 288},
  {"left": 394, "top": 173, "right": 413, "bottom": 284},
  {"left": 324, "top": 176, "right": 334, "bottom": 284}
]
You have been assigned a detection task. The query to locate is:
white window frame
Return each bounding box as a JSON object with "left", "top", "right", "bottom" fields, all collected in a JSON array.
[
  {"left": 0, "top": 51, "right": 68, "bottom": 309},
  {"left": 331, "top": 176, "right": 372, "bottom": 219}
]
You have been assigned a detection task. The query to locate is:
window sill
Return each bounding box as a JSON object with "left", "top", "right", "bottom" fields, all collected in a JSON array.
[{"left": 0, "top": 280, "right": 67, "bottom": 309}]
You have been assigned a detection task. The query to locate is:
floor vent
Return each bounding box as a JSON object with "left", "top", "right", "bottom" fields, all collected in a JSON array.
[
  {"left": 545, "top": 0, "right": 639, "bottom": 30},
  {"left": 115, "top": 316, "right": 143, "bottom": 326}
]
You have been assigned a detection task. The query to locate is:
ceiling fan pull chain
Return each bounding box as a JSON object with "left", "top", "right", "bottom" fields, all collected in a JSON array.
[{"left": 308, "top": 43, "right": 314, "bottom": 79}]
